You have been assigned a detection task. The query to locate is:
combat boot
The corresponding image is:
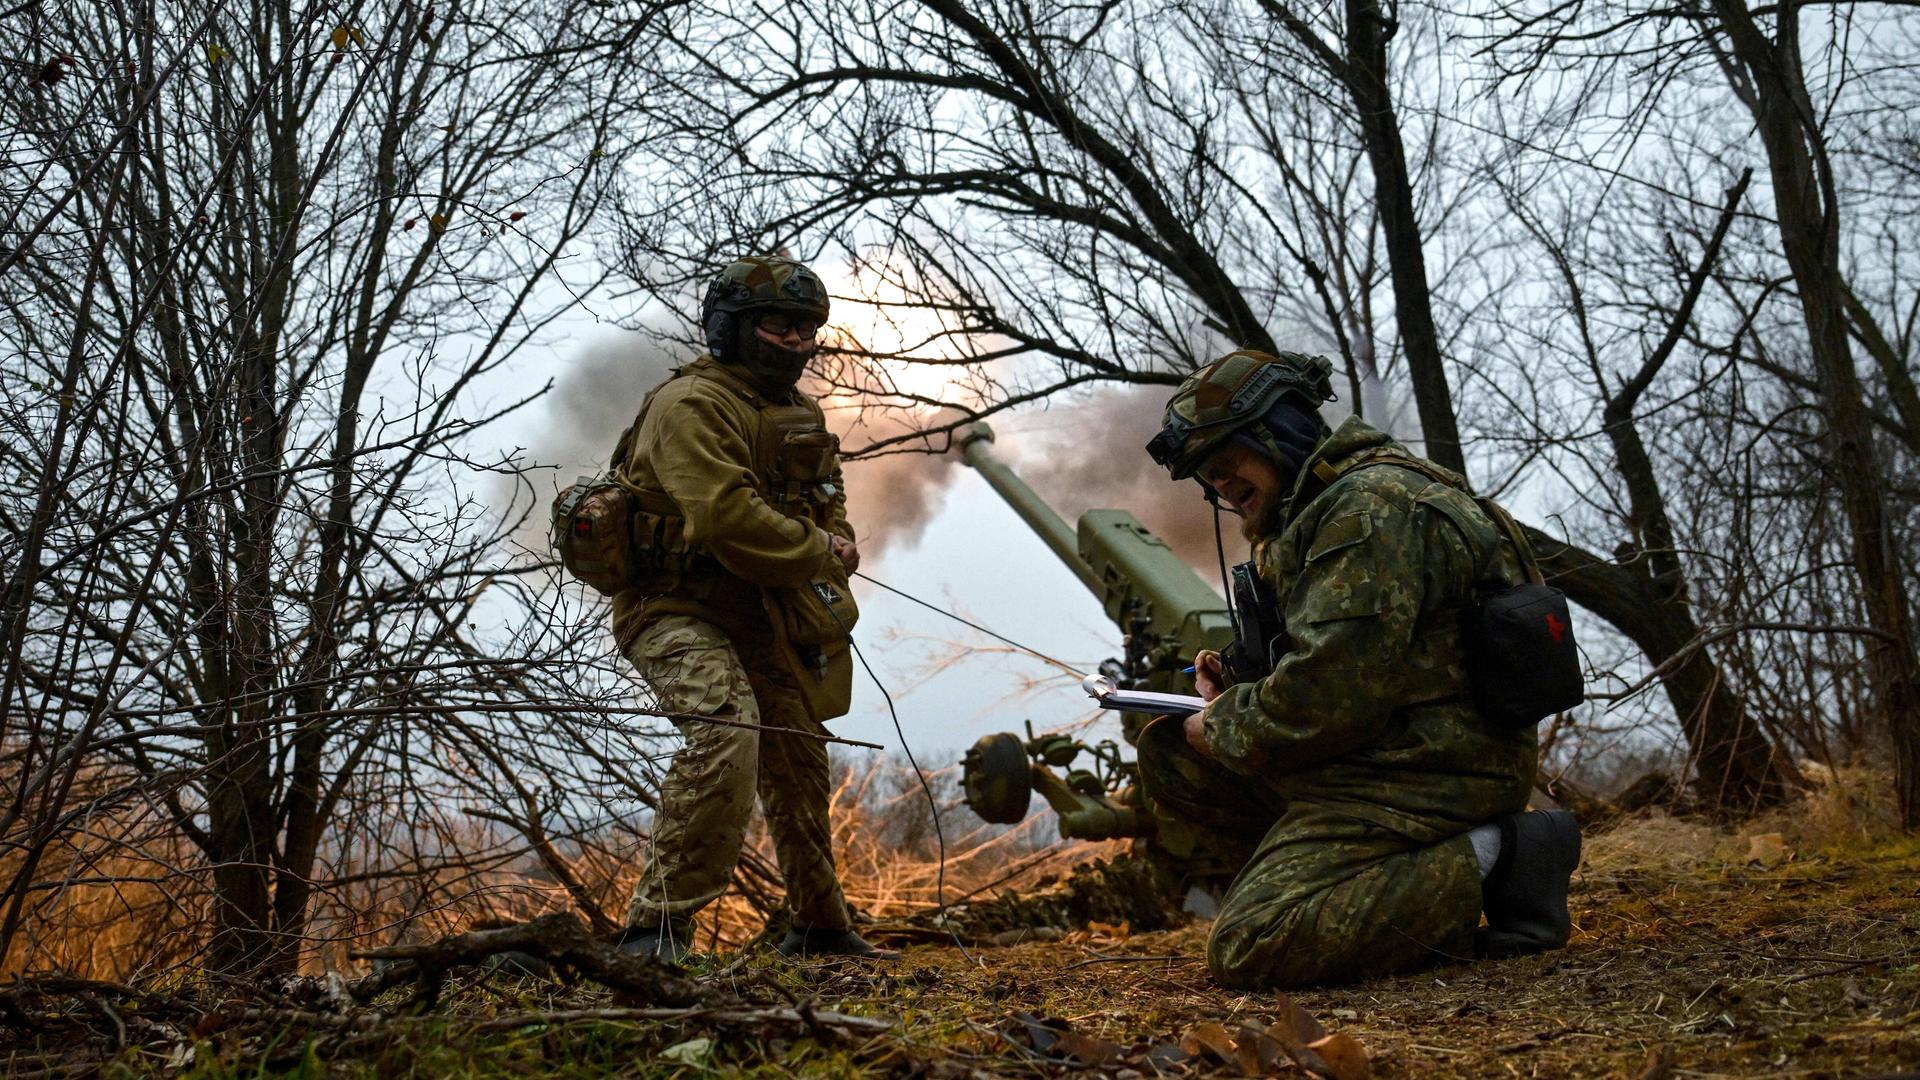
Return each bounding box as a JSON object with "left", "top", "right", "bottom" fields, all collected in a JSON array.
[
  {"left": 1479, "top": 809, "right": 1582, "bottom": 959},
  {"left": 775, "top": 926, "right": 900, "bottom": 960},
  {"left": 614, "top": 920, "right": 694, "bottom": 964}
]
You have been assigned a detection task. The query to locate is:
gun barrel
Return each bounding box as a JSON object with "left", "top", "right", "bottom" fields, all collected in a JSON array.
[
  {"left": 958, "top": 423, "right": 1105, "bottom": 596},
  {"left": 958, "top": 423, "right": 1234, "bottom": 663}
]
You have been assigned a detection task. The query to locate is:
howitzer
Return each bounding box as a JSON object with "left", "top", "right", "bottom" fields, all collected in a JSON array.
[{"left": 955, "top": 423, "right": 1241, "bottom": 872}]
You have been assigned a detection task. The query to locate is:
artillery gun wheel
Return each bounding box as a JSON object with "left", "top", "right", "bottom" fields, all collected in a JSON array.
[{"left": 961, "top": 732, "right": 1032, "bottom": 824}]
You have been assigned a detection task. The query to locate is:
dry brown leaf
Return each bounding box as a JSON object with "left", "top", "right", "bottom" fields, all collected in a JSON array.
[
  {"left": 1746, "top": 832, "right": 1790, "bottom": 867},
  {"left": 1179, "top": 1020, "right": 1239, "bottom": 1066},
  {"left": 1052, "top": 1029, "right": 1123, "bottom": 1067},
  {"left": 1302, "top": 1034, "right": 1369, "bottom": 1080},
  {"left": 1233, "top": 1021, "right": 1288, "bottom": 1075},
  {"left": 1271, "top": 995, "right": 1328, "bottom": 1048}
]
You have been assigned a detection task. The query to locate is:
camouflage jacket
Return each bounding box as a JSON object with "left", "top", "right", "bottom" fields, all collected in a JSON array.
[
  {"left": 610, "top": 356, "right": 852, "bottom": 652},
  {"left": 1199, "top": 417, "right": 1537, "bottom": 840}
]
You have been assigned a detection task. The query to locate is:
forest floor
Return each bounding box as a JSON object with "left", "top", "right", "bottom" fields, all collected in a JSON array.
[{"left": 7, "top": 810, "right": 1920, "bottom": 1079}]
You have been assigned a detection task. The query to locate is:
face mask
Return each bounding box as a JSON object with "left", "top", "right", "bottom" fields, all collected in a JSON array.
[{"left": 730, "top": 318, "right": 812, "bottom": 393}]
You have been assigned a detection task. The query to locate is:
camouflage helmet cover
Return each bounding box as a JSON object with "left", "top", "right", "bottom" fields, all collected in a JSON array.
[
  {"left": 701, "top": 255, "right": 832, "bottom": 327},
  {"left": 1147, "top": 349, "right": 1336, "bottom": 479}
]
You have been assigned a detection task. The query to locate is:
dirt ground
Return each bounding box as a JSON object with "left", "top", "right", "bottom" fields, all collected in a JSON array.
[
  {"left": 6, "top": 811, "right": 1920, "bottom": 1078},
  {"left": 844, "top": 826, "right": 1920, "bottom": 1068},
  {"left": 831, "top": 816, "right": 1920, "bottom": 1079}
]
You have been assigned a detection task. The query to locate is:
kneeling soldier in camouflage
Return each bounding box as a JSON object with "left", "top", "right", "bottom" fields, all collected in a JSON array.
[
  {"left": 610, "top": 256, "right": 894, "bottom": 962},
  {"left": 1140, "top": 349, "right": 1583, "bottom": 988}
]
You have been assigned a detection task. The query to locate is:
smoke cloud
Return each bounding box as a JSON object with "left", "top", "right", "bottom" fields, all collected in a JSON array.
[
  {"left": 531, "top": 332, "right": 681, "bottom": 487},
  {"left": 834, "top": 413, "right": 962, "bottom": 553},
  {"left": 1009, "top": 384, "right": 1234, "bottom": 584},
  {"left": 521, "top": 330, "right": 958, "bottom": 555}
]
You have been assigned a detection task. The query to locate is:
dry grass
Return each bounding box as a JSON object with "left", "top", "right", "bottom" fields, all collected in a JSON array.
[{"left": 7, "top": 770, "right": 1920, "bottom": 1078}]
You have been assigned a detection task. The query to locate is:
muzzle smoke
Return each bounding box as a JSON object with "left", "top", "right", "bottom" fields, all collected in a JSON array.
[{"left": 522, "top": 331, "right": 958, "bottom": 554}]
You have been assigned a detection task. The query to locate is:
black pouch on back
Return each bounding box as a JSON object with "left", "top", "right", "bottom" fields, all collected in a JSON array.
[{"left": 1465, "top": 582, "right": 1584, "bottom": 726}]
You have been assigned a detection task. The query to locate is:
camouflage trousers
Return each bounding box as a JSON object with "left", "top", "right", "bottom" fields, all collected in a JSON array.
[
  {"left": 624, "top": 615, "right": 851, "bottom": 934},
  {"left": 1136, "top": 719, "right": 1482, "bottom": 989}
]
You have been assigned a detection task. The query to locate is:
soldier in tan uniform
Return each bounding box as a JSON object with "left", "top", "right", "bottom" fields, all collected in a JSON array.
[{"left": 611, "top": 256, "right": 895, "bottom": 961}]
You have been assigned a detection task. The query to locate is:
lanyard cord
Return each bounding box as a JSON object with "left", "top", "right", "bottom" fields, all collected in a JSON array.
[{"left": 1211, "top": 498, "right": 1238, "bottom": 629}]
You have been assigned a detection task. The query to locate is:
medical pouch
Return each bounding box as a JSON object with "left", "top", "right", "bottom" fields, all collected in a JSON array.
[
  {"left": 551, "top": 476, "right": 638, "bottom": 596},
  {"left": 1464, "top": 581, "right": 1584, "bottom": 726}
]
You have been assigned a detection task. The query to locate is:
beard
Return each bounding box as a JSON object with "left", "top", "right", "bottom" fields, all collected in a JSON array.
[
  {"left": 1238, "top": 498, "right": 1290, "bottom": 544},
  {"left": 1236, "top": 465, "right": 1300, "bottom": 543}
]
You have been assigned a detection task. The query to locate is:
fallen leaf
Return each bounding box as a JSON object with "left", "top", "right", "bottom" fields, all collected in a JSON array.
[
  {"left": 1235, "top": 1021, "right": 1288, "bottom": 1075},
  {"left": 1747, "top": 833, "right": 1789, "bottom": 867},
  {"left": 1143, "top": 1042, "right": 1192, "bottom": 1071},
  {"left": 1178, "top": 1020, "right": 1238, "bottom": 1066},
  {"left": 1052, "top": 1029, "right": 1123, "bottom": 1067},
  {"left": 1272, "top": 994, "right": 1329, "bottom": 1047},
  {"left": 1303, "top": 1034, "right": 1369, "bottom": 1080},
  {"left": 998, "top": 1011, "right": 1063, "bottom": 1057}
]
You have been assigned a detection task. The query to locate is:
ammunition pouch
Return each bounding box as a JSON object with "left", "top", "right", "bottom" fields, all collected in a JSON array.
[
  {"left": 627, "top": 495, "right": 702, "bottom": 579},
  {"left": 759, "top": 404, "right": 843, "bottom": 516},
  {"left": 787, "top": 637, "right": 854, "bottom": 724}
]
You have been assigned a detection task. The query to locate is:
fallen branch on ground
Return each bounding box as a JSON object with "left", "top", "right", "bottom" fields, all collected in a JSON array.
[{"left": 349, "top": 912, "right": 704, "bottom": 1008}]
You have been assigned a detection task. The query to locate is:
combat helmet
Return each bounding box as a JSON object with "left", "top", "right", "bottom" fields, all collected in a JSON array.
[
  {"left": 1147, "top": 349, "right": 1335, "bottom": 481},
  {"left": 701, "top": 255, "right": 832, "bottom": 389}
]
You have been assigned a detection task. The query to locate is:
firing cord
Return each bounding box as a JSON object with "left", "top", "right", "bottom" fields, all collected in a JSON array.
[
  {"left": 842, "top": 634, "right": 981, "bottom": 965},
  {"left": 825, "top": 586, "right": 982, "bottom": 964},
  {"left": 851, "top": 570, "right": 1082, "bottom": 673}
]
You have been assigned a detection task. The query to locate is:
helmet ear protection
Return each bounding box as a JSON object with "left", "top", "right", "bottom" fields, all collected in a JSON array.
[{"left": 698, "top": 256, "right": 832, "bottom": 385}]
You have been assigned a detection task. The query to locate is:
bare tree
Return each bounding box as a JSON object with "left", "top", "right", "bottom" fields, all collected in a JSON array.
[
  {"left": 0, "top": 0, "right": 667, "bottom": 973},
  {"left": 1472, "top": 0, "right": 1920, "bottom": 818}
]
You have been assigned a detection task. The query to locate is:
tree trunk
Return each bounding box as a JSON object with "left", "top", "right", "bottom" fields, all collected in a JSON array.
[
  {"left": 1258, "top": 0, "right": 1788, "bottom": 810},
  {"left": 1708, "top": 0, "right": 1920, "bottom": 826},
  {"left": 1338, "top": 0, "right": 1464, "bottom": 475},
  {"left": 1531, "top": 531, "right": 1788, "bottom": 811}
]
